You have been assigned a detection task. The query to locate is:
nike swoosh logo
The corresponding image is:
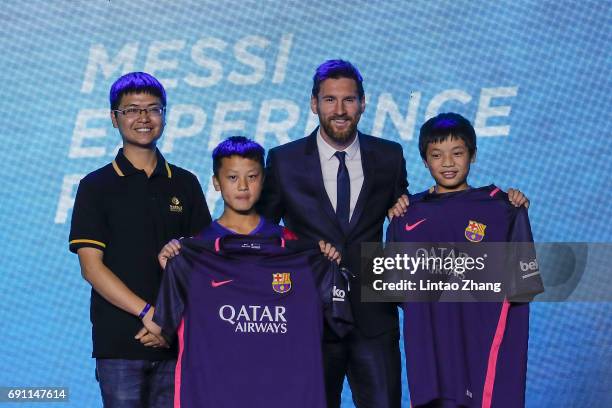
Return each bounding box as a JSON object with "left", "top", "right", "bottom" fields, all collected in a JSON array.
[
  {"left": 211, "top": 279, "right": 233, "bottom": 288},
  {"left": 405, "top": 218, "right": 427, "bottom": 231}
]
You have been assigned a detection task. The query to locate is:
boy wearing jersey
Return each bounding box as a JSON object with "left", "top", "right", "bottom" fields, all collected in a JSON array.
[
  {"left": 387, "top": 113, "right": 544, "bottom": 407},
  {"left": 151, "top": 136, "right": 351, "bottom": 407}
]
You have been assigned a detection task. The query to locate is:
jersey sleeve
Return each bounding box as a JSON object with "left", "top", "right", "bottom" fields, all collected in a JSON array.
[
  {"left": 309, "top": 254, "right": 353, "bottom": 337},
  {"left": 153, "top": 251, "right": 192, "bottom": 339},
  {"left": 69, "top": 177, "right": 109, "bottom": 253},
  {"left": 383, "top": 219, "right": 424, "bottom": 301},
  {"left": 506, "top": 208, "right": 545, "bottom": 301}
]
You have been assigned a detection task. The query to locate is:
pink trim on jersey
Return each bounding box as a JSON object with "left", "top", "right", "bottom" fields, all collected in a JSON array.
[
  {"left": 281, "top": 237, "right": 286, "bottom": 248},
  {"left": 489, "top": 187, "right": 501, "bottom": 197},
  {"left": 214, "top": 237, "right": 220, "bottom": 252},
  {"left": 482, "top": 299, "right": 510, "bottom": 408},
  {"left": 174, "top": 319, "right": 185, "bottom": 408}
]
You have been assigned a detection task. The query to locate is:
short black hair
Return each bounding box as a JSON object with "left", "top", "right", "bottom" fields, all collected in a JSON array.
[
  {"left": 109, "top": 72, "right": 166, "bottom": 110},
  {"left": 311, "top": 59, "right": 364, "bottom": 100},
  {"left": 419, "top": 112, "right": 477, "bottom": 160},
  {"left": 212, "top": 136, "right": 265, "bottom": 176}
]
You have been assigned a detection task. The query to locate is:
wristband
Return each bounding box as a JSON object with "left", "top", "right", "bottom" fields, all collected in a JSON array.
[{"left": 138, "top": 303, "right": 152, "bottom": 319}]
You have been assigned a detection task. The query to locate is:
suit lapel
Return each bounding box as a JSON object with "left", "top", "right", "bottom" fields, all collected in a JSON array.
[
  {"left": 303, "top": 129, "right": 345, "bottom": 236},
  {"left": 347, "top": 132, "right": 374, "bottom": 234}
]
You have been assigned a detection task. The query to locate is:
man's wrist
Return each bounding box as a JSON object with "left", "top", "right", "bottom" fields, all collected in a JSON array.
[{"left": 138, "top": 303, "right": 152, "bottom": 319}]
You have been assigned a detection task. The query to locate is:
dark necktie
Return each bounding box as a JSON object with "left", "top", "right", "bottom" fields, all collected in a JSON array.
[{"left": 334, "top": 151, "right": 350, "bottom": 230}]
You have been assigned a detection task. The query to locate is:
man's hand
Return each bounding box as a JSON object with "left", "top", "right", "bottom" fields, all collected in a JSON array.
[
  {"left": 141, "top": 306, "right": 162, "bottom": 335},
  {"left": 135, "top": 306, "right": 169, "bottom": 348},
  {"left": 387, "top": 194, "right": 410, "bottom": 221},
  {"left": 158, "top": 239, "right": 181, "bottom": 269},
  {"left": 135, "top": 327, "right": 168, "bottom": 348},
  {"left": 318, "top": 240, "right": 342, "bottom": 264},
  {"left": 507, "top": 188, "right": 530, "bottom": 208}
]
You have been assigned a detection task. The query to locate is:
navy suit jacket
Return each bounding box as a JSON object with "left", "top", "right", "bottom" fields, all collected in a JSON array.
[{"left": 258, "top": 128, "right": 408, "bottom": 337}]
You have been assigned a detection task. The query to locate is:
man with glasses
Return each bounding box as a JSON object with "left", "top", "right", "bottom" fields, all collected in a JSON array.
[{"left": 69, "top": 72, "right": 211, "bottom": 407}]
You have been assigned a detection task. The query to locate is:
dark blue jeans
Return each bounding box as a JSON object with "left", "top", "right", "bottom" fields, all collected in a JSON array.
[{"left": 96, "top": 359, "right": 175, "bottom": 408}]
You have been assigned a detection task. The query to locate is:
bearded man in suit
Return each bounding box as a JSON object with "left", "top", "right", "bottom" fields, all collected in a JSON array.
[{"left": 258, "top": 59, "right": 406, "bottom": 408}]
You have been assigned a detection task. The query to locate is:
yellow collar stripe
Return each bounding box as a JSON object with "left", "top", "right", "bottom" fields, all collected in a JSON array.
[
  {"left": 112, "top": 160, "right": 125, "bottom": 177},
  {"left": 165, "top": 161, "right": 172, "bottom": 178}
]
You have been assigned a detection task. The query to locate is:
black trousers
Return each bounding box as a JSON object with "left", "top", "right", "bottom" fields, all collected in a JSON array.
[{"left": 323, "top": 328, "right": 402, "bottom": 408}]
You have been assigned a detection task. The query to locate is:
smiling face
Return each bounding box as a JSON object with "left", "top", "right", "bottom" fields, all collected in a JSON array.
[
  {"left": 213, "top": 155, "right": 264, "bottom": 215},
  {"left": 111, "top": 92, "right": 165, "bottom": 149},
  {"left": 424, "top": 136, "right": 476, "bottom": 193},
  {"left": 311, "top": 77, "right": 365, "bottom": 149}
]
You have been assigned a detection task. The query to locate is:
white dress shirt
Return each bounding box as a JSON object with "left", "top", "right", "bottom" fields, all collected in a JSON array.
[{"left": 316, "top": 130, "right": 364, "bottom": 221}]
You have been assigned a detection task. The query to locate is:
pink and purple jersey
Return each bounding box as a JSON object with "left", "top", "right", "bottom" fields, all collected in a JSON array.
[
  {"left": 153, "top": 235, "right": 352, "bottom": 408},
  {"left": 387, "top": 185, "right": 544, "bottom": 408}
]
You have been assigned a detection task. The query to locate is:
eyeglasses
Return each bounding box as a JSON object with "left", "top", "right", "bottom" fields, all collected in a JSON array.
[{"left": 112, "top": 107, "right": 165, "bottom": 118}]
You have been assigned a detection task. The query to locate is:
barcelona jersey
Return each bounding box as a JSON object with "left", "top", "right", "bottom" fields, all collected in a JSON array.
[
  {"left": 387, "top": 185, "right": 544, "bottom": 408},
  {"left": 153, "top": 235, "right": 352, "bottom": 408}
]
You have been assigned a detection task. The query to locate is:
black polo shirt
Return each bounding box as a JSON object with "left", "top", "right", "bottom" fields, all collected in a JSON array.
[{"left": 69, "top": 148, "right": 211, "bottom": 360}]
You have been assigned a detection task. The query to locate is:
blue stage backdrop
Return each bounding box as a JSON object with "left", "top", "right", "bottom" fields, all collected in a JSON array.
[{"left": 0, "top": 1, "right": 610, "bottom": 406}]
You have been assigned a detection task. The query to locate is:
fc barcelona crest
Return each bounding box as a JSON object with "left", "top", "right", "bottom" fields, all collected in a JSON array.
[
  {"left": 272, "top": 273, "right": 292, "bottom": 293},
  {"left": 465, "top": 220, "right": 486, "bottom": 242}
]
